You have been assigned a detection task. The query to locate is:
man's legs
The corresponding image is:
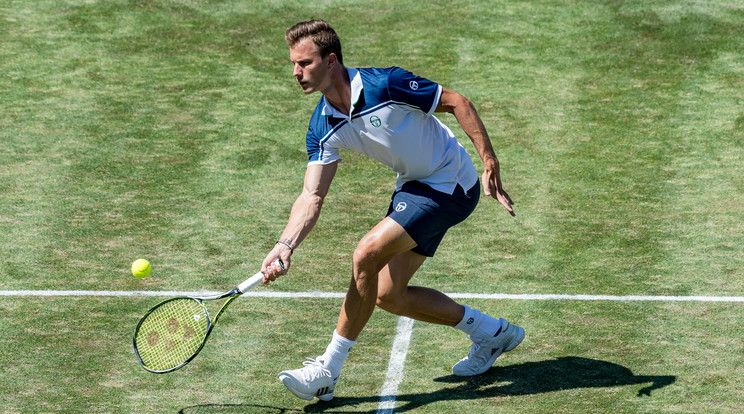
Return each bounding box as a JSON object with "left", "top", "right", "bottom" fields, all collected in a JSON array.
[{"left": 336, "top": 219, "right": 524, "bottom": 379}]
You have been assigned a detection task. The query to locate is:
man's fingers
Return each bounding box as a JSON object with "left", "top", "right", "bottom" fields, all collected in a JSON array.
[{"left": 497, "top": 191, "right": 516, "bottom": 216}]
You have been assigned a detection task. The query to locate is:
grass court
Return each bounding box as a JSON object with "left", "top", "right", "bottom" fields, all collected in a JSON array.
[{"left": 1, "top": 0, "right": 743, "bottom": 412}]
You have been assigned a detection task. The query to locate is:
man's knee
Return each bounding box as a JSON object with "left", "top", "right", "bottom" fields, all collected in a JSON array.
[{"left": 352, "top": 235, "right": 385, "bottom": 271}]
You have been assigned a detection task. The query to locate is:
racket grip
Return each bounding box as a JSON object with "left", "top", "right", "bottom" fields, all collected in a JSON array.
[
  {"left": 237, "top": 271, "right": 265, "bottom": 293},
  {"left": 237, "top": 259, "right": 284, "bottom": 293}
]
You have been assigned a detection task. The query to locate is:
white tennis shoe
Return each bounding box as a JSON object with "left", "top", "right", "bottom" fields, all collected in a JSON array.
[
  {"left": 278, "top": 357, "right": 337, "bottom": 401},
  {"left": 452, "top": 318, "right": 525, "bottom": 376}
]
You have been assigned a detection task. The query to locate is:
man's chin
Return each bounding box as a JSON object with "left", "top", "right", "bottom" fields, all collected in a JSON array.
[{"left": 297, "top": 82, "right": 311, "bottom": 93}]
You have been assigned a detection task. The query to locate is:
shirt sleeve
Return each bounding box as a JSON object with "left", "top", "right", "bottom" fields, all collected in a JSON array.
[
  {"left": 386, "top": 67, "right": 442, "bottom": 116},
  {"left": 306, "top": 118, "right": 342, "bottom": 165}
]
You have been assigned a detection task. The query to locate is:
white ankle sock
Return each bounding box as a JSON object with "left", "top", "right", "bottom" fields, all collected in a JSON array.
[
  {"left": 454, "top": 305, "right": 502, "bottom": 338},
  {"left": 320, "top": 330, "right": 356, "bottom": 378}
]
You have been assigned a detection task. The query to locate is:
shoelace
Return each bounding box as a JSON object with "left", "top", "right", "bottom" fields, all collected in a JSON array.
[
  {"left": 300, "top": 357, "right": 332, "bottom": 382},
  {"left": 465, "top": 335, "right": 489, "bottom": 365}
]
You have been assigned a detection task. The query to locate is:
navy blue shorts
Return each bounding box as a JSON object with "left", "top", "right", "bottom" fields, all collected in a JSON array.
[{"left": 386, "top": 180, "right": 480, "bottom": 257}]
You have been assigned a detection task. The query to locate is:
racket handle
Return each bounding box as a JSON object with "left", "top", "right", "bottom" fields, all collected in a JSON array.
[
  {"left": 237, "top": 259, "right": 285, "bottom": 294},
  {"left": 237, "top": 271, "right": 265, "bottom": 294}
]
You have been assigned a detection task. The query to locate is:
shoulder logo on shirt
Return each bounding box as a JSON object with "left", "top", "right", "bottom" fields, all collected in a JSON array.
[
  {"left": 370, "top": 115, "right": 381, "bottom": 128},
  {"left": 409, "top": 81, "right": 419, "bottom": 90},
  {"left": 395, "top": 202, "right": 407, "bottom": 212}
]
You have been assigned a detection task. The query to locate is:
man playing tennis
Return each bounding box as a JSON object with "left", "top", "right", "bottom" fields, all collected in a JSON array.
[{"left": 261, "top": 20, "right": 524, "bottom": 402}]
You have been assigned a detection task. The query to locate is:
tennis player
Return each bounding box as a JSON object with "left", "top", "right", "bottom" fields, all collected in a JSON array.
[{"left": 261, "top": 20, "right": 524, "bottom": 402}]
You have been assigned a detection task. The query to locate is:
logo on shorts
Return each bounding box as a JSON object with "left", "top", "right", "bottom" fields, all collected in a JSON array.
[
  {"left": 395, "top": 202, "right": 407, "bottom": 212},
  {"left": 409, "top": 81, "right": 419, "bottom": 90},
  {"left": 370, "top": 115, "right": 381, "bottom": 127}
]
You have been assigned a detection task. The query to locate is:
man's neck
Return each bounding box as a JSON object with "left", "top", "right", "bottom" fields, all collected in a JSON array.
[{"left": 322, "top": 66, "right": 351, "bottom": 116}]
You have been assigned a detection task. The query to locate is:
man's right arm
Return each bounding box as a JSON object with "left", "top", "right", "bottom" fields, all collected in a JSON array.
[{"left": 261, "top": 161, "right": 338, "bottom": 281}]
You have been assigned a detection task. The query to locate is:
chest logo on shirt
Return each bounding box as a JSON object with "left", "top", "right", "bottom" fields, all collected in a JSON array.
[
  {"left": 409, "top": 80, "right": 419, "bottom": 90},
  {"left": 369, "top": 115, "right": 382, "bottom": 128}
]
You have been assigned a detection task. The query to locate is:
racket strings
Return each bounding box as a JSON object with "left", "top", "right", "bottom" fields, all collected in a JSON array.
[{"left": 134, "top": 298, "right": 210, "bottom": 371}]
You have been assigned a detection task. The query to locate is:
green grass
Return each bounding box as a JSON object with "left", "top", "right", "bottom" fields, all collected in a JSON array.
[{"left": 1, "top": 0, "right": 744, "bottom": 412}]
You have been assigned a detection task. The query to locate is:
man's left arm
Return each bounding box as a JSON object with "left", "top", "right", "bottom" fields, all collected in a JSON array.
[{"left": 436, "top": 87, "right": 515, "bottom": 216}]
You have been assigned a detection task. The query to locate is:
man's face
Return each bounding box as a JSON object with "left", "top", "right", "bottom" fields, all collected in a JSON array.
[{"left": 289, "top": 39, "right": 331, "bottom": 94}]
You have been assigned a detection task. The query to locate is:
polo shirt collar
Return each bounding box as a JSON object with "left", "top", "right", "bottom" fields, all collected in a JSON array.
[{"left": 321, "top": 68, "right": 362, "bottom": 119}]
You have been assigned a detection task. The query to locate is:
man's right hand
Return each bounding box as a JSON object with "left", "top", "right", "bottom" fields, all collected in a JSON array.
[{"left": 261, "top": 247, "right": 291, "bottom": 284}]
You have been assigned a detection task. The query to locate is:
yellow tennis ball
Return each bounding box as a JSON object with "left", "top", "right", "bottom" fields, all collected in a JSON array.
[{"left": 132, "top": 259, "right": 151, "bottom": 279}]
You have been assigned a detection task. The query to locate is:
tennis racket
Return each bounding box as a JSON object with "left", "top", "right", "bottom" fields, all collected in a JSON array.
[{"left": 132, "top": 260, "right": 283, "bottom": 373}]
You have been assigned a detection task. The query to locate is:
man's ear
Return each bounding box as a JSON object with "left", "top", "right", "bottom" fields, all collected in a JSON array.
[{"left": 327, "top": 53, "right": 337, "bottom": 68}]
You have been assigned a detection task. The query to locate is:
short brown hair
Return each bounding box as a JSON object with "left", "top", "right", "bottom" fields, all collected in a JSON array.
[{"left": 285, "top": 20, "right": 343, "bottom": 65}]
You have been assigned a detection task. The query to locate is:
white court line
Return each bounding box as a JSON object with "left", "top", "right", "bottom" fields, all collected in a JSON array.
[
  {"left": 448, "top": 293, "right": 744, "bottom": 302},
  {"left": 2, "top": 290, "right": 744, "bottom": 302},
  {"left": 0, "top": 290, "right": 346, "bottom": 298},
  {"left": 377, "top": 316, "right": 415, "bottom": 414}
]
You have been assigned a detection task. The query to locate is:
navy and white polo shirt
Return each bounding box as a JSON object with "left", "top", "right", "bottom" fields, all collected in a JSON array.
[{"left": 305, "top": 66, "right": 478, "bottom": 195}]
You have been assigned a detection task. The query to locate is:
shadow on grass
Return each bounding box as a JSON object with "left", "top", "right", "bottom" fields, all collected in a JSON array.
[
  {"left": 180, "top": 357, "right": 675, "bottom": 413},
  {"left": 179, "top": 404, "right": 303, "bottom": 413}
]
